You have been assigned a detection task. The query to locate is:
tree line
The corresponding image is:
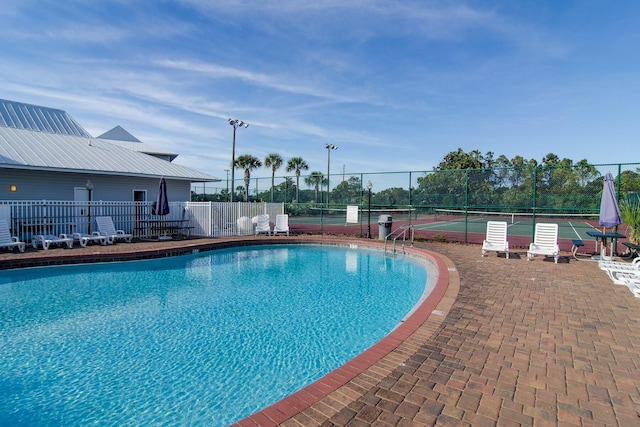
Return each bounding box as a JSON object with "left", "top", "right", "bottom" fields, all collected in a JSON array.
[{"left": 192, "top": 149, "right": 640, "bottom": 215}]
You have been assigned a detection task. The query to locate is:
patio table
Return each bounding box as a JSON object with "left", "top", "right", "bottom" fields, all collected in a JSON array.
[{"left": 586, "top": 230, "right": 626, "bottom": 261}]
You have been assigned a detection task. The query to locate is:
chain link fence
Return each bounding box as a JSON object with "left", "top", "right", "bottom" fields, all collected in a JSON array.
[{"left": 192, "top": 162, "right": 640, "bottom": 247}]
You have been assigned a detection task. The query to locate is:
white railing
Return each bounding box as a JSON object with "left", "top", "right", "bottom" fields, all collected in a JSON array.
[{"left": 0, "top": 200, "right": 284, "bottom": 243}]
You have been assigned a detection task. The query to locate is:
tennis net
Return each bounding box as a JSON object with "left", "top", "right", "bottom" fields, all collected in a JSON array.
[{"left": 434, "top": 208, "right": 599, "bottom": 227}]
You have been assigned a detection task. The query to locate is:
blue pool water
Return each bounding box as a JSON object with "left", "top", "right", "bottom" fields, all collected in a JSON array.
[{"left": 0, "top": 244, "right": 429, "bottom": 426}]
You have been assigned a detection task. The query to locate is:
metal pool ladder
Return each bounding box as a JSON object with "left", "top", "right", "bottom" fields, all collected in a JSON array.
[{"left": 384, "top": 225, "right": 414, "bottom": 255}]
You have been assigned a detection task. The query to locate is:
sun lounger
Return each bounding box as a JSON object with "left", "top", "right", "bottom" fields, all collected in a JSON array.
[
  {"left": 0, "top": 219, "right": 26, "bottom": 252},
  {"left": 609, "top": 269, "right": 640, "bottom": 297},
  {"left": 599, "top": 258, "right": 640, "bottom": 285},
  {"left": 71, "top": 232, "right": 108, "bottom": 247},
  {"left": 95, "top": 216, "right": 133, "bottom": 244},
  {"left": 32, "top": 234, "right": 74, "bottom": 250}
]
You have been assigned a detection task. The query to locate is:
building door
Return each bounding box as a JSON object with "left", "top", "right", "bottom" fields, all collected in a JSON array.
[
  {"left": 74, "top": 187, "right": 90, "bottom": 234},
  {"left": 133, "top": 190, "right": 147, "bottom": 235}
]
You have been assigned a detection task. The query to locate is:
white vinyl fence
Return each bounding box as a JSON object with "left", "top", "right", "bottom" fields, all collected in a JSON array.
[{"left": 0, "top": 200, "right": 284, "bottom": 243}]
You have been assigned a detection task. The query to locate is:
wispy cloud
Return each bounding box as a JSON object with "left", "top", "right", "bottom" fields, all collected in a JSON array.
[{"left": 154, "top": 59, "right": 365, "bottom": 104}]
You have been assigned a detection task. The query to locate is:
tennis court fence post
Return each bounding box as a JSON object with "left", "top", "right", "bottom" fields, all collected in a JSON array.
[
  {"left": 531, "top": 166, "right": 538, "bottom": 239},
  {"left": 464, "top": 169, "right": 469, "bottom": 244}
]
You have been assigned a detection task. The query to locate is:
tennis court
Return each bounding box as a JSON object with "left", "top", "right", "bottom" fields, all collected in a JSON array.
[
  {"left": 419, "top": 209, "right": 603, "bottom": 241},
  {"left": 291, "top": 208, "right": 603, "bottom": 240},
  {"left": 287, "top": 208, "right": 627, "bottom": 255}
]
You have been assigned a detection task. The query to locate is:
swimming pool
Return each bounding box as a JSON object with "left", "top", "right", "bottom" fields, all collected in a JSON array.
[{"left": 0, "top": 244, "right": 430, "bottom": 426}]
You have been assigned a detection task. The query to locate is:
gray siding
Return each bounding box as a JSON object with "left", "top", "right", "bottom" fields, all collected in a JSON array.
[{"left": 0, "top": 169, "right": 191, "bottom": 202}]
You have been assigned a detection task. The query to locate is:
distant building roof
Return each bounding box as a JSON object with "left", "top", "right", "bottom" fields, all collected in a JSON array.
[
  {"left": 97, "top": 125, "right": 179, "bottom": 162},
  {"left": 0, "top": 99, "right": 217, "bottom": 182},
  {"left": 97, "top": 125, "right": 140, "bottom": 142},
  {"left": 0, "top": 99, "right": 92, "bottom": 138}
]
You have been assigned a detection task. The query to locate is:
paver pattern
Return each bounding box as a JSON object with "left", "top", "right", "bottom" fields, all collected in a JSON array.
[{"left": 2, "top": 237, "right": 639, "bottom": 426}]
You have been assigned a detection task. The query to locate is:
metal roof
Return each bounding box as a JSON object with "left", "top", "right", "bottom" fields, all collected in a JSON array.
[
  {"left": 97, "top": 125, "right": 141, "bottom": 142},
  {"left": 0, "top": 99, "right": 92, "bottom": 138},
  {"left": 0, "top": 126, "right": 218, "bottom": 182},
  {"left": 97, "top": 126, "right": 179, "bottom": 162}
]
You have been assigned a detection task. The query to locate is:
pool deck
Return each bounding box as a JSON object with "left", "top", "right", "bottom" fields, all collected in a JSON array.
[{"left": 2, "top": 236, "right": 639, "bottom": 426}]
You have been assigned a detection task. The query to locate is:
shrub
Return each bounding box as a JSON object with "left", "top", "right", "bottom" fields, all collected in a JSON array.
[{"left": 620, "top": 194, "right": 640, "bottom": 244}]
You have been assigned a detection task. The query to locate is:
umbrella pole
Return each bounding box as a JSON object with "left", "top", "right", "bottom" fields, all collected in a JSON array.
[{"left": 159, "top": 215, "right": 172, "bottom": 241}]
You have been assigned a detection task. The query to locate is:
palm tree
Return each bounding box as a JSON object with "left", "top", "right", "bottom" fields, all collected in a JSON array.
[
  {"left": 264, "top": 153, "right": 283, "bottom": 203},
  {"left": 286, "top": 157, "right": 309, "bottom": 203},
  {"left": 304, "top": 171, "right": 325, "bottom": 204},
  {"left": 234, "top": 154, "right": 263, "bottom": 202}
]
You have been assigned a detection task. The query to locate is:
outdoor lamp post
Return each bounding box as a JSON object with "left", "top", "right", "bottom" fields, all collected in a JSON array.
[
  {"left": 366, "top": 180, "right": 373, "bottom": 238},
  {"left": 325, "top": 144, "right": 338, "bottom": 208},
  {"left": 224, "top": 169, "right": 230, "bottom": 201},
  {"left": 228, "top": 118, "right": 249, "bottom": 203},
  {"left": 85, "top": 180, "right": 94, "bottom": 233}
]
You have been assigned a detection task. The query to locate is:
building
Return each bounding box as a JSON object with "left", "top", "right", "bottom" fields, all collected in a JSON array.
[{"left": 0, "top": 98, "right": 219, "bottom": 205}]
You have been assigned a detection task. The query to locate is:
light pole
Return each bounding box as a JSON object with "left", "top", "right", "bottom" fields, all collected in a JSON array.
[
  {"left": 228, "top": 118, "right": 249, "bottom": 202},
  {"left": 224, "top": 169, "right": 230, "bottom": 201},
  {"left": 85, "top": 180, "right": 94, "bottom": 233},
  {"left": 325, "top": 144, "right": 338, "bottom": 208},
  {"left": 366, "top": 180, "right": 373, "bottom": 238}
]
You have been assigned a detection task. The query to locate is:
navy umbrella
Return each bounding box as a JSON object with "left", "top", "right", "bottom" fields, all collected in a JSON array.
[
  {"left": 154, "top": 176, "right": 170, "bottom": 216},
  {"left": 599, "top": 171, "right": 622, "bottom": 234}
]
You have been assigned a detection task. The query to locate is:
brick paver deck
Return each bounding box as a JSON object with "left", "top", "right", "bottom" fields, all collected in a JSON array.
[{"left": 2, "top": 237, "right": 639, "bottom": 426}]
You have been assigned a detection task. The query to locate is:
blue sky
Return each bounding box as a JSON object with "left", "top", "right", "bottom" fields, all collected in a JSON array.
[{"left": 2, "top": 1, "right": 638, "bottom": 187}]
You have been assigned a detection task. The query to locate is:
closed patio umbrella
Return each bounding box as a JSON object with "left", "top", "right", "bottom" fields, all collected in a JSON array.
[
  {"left": 599, "top": 171, "right": 622, "bottom": 233},
  {"left": 154, "top": 176, "right": 171, "bottom": 239}
]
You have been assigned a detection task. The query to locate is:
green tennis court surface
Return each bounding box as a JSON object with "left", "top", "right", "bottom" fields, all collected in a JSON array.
[
  {"left": 290, "top": 208, "right": 610, "bottom": 242},
  {"left": 412, "top": 217, "right": 597, "bottom": 240}
]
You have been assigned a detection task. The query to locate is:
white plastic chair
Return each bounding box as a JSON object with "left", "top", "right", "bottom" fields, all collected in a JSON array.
[
  {"left": 599, "top": 258, "right": 640, "bottom": 285},
  {"left": 236, "top": 216, "right": 253, "bottom": 236},
  {"left": 481, "top": 221, "right": 509, "bottom": 259},
  {"left": 253, "top": 214, "right": 271, "bottom": 235},
  {"left": 527, "top": 223, "right": 560, "bottom": 263},
  {"left": 273, "top": 214, "right": 289, "bottom": 236},
  {"left": 32, "top": 234, "right": 74, "bottom": 250},
  {"left": 0, "top": 220, "right": 26, "bottom": 252},
  {"left": 95, "top": 216, "right": 133, "bottom": 244},
  {"left": 618, "top": 273, "right": 640, "bottom": 297},
  {"left": 71, "top": 232, "right": 108, "bottom": 247}
]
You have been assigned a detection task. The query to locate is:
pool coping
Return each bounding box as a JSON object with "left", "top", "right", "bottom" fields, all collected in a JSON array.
[{"left": 0, "top": 236, "right": 457, "bottom": 425}]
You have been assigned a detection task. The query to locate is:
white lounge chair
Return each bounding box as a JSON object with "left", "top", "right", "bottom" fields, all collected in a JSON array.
[
  {"left": 253, "top": 214, "right": 271, "bottom": 235},
  {"left": 0, "top": 220, "right": 26, "bottom": 252},
  {"left": 71, "top": 232, "right": 108, "bottom": 247},
  {"left": 236, "top": 216, "right": 253, "bottom": 235},
  {"left": 95, "top": 216, "right": 133, "bottom": 244},
  {"left": 273, "top": 214, "right": 289, "bottom": 236},
  {"left": 527, "top": 223, "right": 560, "bottom": 263},
  {"left": 598, "top": 258, "right": 640, "bottom": 285},
  {"left": 618, "top": 273, "right": 640, "bottom": 297},
  {"left": 482, "top": 221, "right": 509, "bottom": 259},
  {"left": 32, "top": 234, "right": 74, "bottom": 250}
]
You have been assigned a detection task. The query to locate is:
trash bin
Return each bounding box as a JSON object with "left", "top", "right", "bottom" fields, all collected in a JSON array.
[{"left": 378, "top": 214, "right": 392, "bottom": 241}]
